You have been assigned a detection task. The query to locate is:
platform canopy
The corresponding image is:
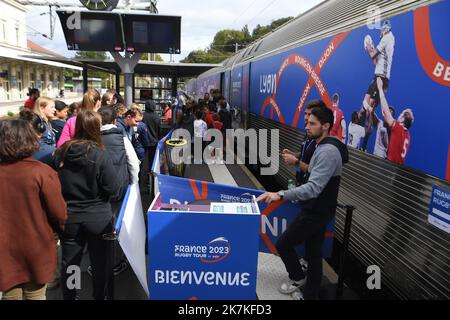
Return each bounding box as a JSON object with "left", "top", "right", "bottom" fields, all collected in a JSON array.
[{"left": 18, "top": 55, "right": 220, "bottom": 78}]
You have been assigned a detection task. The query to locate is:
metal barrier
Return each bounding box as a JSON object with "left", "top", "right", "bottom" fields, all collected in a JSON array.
[
  {"left": 335, "top": 204, "right": 355, "bottom": 300},
  {"left": 103, "top": 231, "right": 119, "bottom": 300}
]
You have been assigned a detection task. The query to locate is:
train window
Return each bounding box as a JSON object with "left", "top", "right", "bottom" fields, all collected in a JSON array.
[
  {"left": 243, "top": 46, "right": 252, "bottom": 57},
  {"left": 253, "top": 41, "right": 263, "bottom": 53}
]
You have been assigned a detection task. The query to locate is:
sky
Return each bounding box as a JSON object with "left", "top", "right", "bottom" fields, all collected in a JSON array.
[{"left": 26, "top": 0, "right": 324, "bottom": 62}]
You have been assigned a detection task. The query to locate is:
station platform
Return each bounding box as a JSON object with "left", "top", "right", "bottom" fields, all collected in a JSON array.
[
  {"left": 45, "top": 160, "right": 357, "bottom": 300},
  {"left": 0, "top": 93, "right": 83, "bottom": 116},
  {"left": 184, "top": 162, "right": 265, "bottom": 190}
]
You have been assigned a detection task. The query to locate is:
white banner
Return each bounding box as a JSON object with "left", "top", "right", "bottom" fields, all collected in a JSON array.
[{"left": 118, "top": 183, "right": 149, "bottom": 297}]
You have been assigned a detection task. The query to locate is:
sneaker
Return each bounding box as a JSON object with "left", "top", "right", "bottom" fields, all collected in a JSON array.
[
  {"left": 291, "top": 290, "right": 305, "bottom": 300},
  {"left": 113, "top": 261, "right": 128, "bottom": 276},
  {"left": 279, "top": 278, "right": 306, "bottom": 294},
  {"left": 87, "top": 265, "right": 93, "bottom": 277}
]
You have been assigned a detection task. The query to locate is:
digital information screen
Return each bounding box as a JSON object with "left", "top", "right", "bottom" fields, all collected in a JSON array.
[
  {"left": 57, "top": 11, "right": 181, "bottom": 53},
  {"left": 57, "top": 10, "right": 124, "bottom": 52},
  {"left": 123, "top": 14, "right": 181, "bottom": 53},
  {"left": 73, "top": 19, "right": 116, "bottom": 48}
]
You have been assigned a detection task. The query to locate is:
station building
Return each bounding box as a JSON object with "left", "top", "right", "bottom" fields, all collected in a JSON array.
[{"left": 0, "top": 0, "right": 80, "bottom": 103}]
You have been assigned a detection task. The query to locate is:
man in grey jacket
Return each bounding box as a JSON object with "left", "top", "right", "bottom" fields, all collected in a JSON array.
[{"left": 257, "top": 106, "right": 349, "bottom": 300}]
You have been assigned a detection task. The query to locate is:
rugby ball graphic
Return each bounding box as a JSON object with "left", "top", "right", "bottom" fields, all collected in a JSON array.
[{"left": 364, "top": 34, "right": 373, "bottom": 50}]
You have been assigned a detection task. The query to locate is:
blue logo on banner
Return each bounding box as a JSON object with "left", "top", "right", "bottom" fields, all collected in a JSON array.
[
  {"left": 200, "top": 237, "right": 231, "bottom": 264},
  {"left": 148, "top": 211, "right": 260, "bottom": 300}
]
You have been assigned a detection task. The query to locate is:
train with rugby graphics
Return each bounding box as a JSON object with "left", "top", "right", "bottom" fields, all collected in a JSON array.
[{"left": 186, "top": 0, "right": 450, "bottom": 299}]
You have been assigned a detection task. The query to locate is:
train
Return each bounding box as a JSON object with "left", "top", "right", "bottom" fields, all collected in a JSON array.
[{"left": 185, "top": 0, "right": 450, "bottom": 299}]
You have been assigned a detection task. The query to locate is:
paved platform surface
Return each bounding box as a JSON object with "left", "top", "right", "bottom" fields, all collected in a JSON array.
[
  {"left": 1, "top": 156, "right": 358, "bottom": 300},
  {"left": 43, "top": 251, "right": 357, "bottom": 300},
  {"left": 256, "top": 253, "right": 358, "bottom": 300},
  {"left": 0, "top": 93, "right": 82, "bottom": 116}
]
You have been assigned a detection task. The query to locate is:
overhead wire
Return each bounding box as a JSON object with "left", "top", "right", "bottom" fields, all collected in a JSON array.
[
  {"left": 227, "top": 0, "right": 259, "bottom": 29},
  {"left": 243, "top": 0, "right": 280, "bottom": 27}
]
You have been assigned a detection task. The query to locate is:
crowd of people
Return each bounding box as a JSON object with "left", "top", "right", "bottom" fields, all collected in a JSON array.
[
  {"left": 0, "top": 85, "right": 236, "bottom": 300},
  {"left": 0, "top": 88, "right": 163, "bottom": 300},
  {"left": 171, "top": 90, "right": 233, "bottom": 164}
]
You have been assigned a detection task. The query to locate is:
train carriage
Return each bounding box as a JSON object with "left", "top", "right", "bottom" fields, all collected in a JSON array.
[{"left": 190, "top": 0, "right": 450, "bottom": 299}]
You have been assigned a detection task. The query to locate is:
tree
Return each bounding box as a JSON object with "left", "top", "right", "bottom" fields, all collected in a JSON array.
[
  {"left": 242, "top": 25, "right": 252, "bottom": 45},
  {"left": 270, "top": 17, "right": 293, "bottom": 30},
  {"left": 181, "top": 16, "right": 294, "bottom": 64},
  {"left": 74, "top": 51, "right": 110, "bottom": 88},
  {"left": 74, "top": 51, "right": 108, "bottom": 60},
  {"left": 142, "top": 53, "right": 164, "bottom": 62},
  {"left": 251, "top": 17, "right": 293, "bottom": 41},
  {"left": 180, "top": 50, "right": 231, "bottom": 64},
  {"left": 211, "top": 29, "right": 247, "bottom": 53},
  {"left": 252, "top": 24, "right": 271, "bottom": 41},
  {"left": 64, "top": 68, "right": 80, "bottom": 78}
]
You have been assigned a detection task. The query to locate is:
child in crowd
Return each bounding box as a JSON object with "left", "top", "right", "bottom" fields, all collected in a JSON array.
[
  {"left": 67, "top": 101, "right": 81, "bottom": 119},
  {"left": 204, "top": 113, "right": 224, "bottom": 164},
  {"left": 212, "top": 113, "right": 223, "bottom": 132},
  {"left": 25, "top": 97, "right": 57, "bottom": 166},
  {"left": 205, "top": 106, "right": 215, "bottom": 129},
  {"left": 98, "top": 106, "right": 140, "bottom": 276},
  {"left": 114, "top": 103, "right": 128, "bottom": 136},
  {"left": 0, "top": 118, "right": 67, "bottom": 300},
  {"left": 164, "top": 102, "right": 172, "bottom": 125},
  {"left": 194, "top": 110, "right": 207, "bottom": 139},
  {"left": 57, "top": 88, "right": 101, "bottom": 147},
  {"left": 194, "top": 110, "right": 208, "bottom": 163},
  {"left": 54, "top": 110, "right": 120, "bottom": 300},
  {"left": 51, "top": 100, "right": 69, "bottom": 144}
]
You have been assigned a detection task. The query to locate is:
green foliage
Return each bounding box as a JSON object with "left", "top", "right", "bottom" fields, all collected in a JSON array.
[
  {"left": 181, "top": 16, "right": 294, "bottom": 64},
  {"left": 251, "top": 24, "right": 271, "bottom": 40},
  {"left": 7, "top": 111, "right": 15, "bottom": 117},
  {"left": 242, "top": 25, "right": 252, "bottom": 43},
  {"left": 63, "top": 68, "right": 81, "bottom": 80},
  {"left": 74, "top": 51, "right": 108, "bottom": 60},
  {"left": 181, "top": 50, "right": 232, "bottom": 64},
  {"left": 142, "top": 53, "right": 164, "bottom": 62},
  {"left": 252, "top": 17, "right": 293, "bottom": 40},
  {"left": 212, "top": 29, "right": 247, "bottom": 53},
  {"left": 74, "top": 51, "right": 110, "bottom": 86},
  {"left": 270, "top": 17, "right": 293, "bottom": 31}
]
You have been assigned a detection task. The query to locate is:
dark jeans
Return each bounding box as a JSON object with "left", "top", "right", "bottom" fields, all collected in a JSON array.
[
  {"left": 60, "top": 219, "right": 113, "bottom": 300},
  {"left": 193, "top": 137, "right": 206, "bottom": 164},
  {"left": 144, "top": 146, "right": 157, "bottom": 196},
  {"left": 275, "top": 211, "right": 333, "bottom": 300}
]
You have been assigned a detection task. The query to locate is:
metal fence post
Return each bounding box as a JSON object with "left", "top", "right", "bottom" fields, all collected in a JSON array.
[
  {"left": 103, "top": 231, "right": 118, "bottom": 300},
  {"left": 336, "top": 205, "right": 355, "bottom": 300}
]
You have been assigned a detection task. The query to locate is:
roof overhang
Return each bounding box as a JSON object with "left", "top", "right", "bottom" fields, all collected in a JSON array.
[
  {"left": 0, "top": 48, "right": 82, "bottom": 71},
  {"left": 18, "top": 55, "right": 220, "bottom": 78}
]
